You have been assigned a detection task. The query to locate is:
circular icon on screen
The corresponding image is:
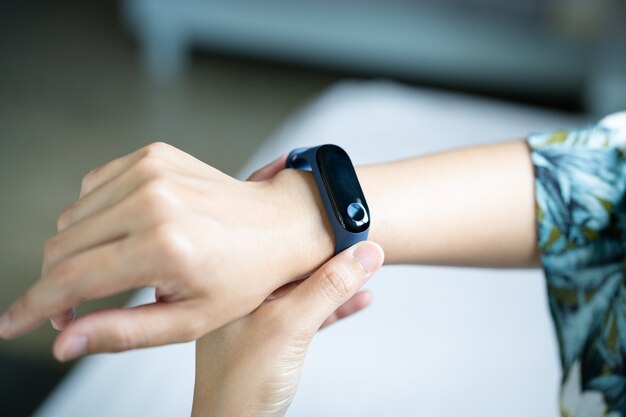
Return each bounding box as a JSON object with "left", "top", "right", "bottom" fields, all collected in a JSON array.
[{"left": 347, "top": 202, "right": 369, "bottom": 226}]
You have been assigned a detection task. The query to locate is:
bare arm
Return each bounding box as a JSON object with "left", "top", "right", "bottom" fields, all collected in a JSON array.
[
  {"left": 190, "top": 139, "right": 539, "bottom": 416},
  {"left": 275, "top": 139, "right": 538, "bottom": 269},
  {"left": 0, "top": 140, "right": 538, "bottom": 358}
]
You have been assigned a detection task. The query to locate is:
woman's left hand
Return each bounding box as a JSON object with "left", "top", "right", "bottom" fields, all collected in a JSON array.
[
  {"left": 0, "top": 144, "right": 335, "bottom": 361},
  {"left": 192, "top": 241, "right": 384, "bottom": 417}
]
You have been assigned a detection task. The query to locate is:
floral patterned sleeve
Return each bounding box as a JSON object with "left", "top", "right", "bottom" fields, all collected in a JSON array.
[{"left": 528, "top": 111, "right": 626, "bottom": 417}]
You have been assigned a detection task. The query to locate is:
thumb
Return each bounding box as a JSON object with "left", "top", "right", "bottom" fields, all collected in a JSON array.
[{"left": 278, "top": 241, "right": 384, "bottom": 332}]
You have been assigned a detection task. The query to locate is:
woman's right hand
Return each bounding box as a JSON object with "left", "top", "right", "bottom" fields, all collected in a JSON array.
[
  {"left": 0, "top": 142, "right": 334, "bottom": 361},
  {"left": 192, "top": 241, "right": 384, "bottom": 417}
]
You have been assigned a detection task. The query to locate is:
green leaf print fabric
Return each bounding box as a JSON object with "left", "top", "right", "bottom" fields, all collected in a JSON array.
[{"left": 528, "top": 111, "right": 626, "bottom": 417}]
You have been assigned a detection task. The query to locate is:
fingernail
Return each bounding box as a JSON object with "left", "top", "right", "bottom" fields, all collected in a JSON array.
[
  {"left": 352, "top": 242, "right": 383, "bottom": 273},
  {"left": 0, "top": 313, "right": 11, "bottom": 337},
  {"left": 58, "top": 335, "right": 88, "bottom": 362},
  {"left": 51, "top": 308, "right": 76, "bottom": 331},
  {"left": 66, "top": 308, "right": 76, "bottom": 322}
]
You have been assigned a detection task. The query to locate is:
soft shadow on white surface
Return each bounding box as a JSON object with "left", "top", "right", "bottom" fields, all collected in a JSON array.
[{"left": 35, "top": 81, "right": 585, "bottom": 417}]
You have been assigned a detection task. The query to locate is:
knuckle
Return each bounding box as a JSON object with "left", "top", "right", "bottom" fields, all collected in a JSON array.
[
  {"left": 107, "top": 324, "right": 137, "bottom": 352},
  {"left": 318, "top": 266, "right": 351, "bottom": 301},
  {"left": 142, "top": 141, "right": 174, "bottom": 157},
  {"left": 80, "top": 168, "right": 98, "bottom": 194},
  {"left": 12, "top": 282, "right": 45, "bottom": 320},
  {"left": 43, "top": 236, "right": 63, "bottom": 263},
  {"left": 56, "top": 211, "right": 70, "bottom": 231},
  {"left": 12, "top": 290, "right": 32, "bottom": 316},
  {"left": 56, "top": 204, "right": 76, "bottom": 231},
  {"left": 152, "top": 223, "right": 195, "bottom": 275},
  {"left": 140, "top": 178, "right": 168, "bottom": 201},
  {"left": 48, "top": 258, "right": 80, "bottom": 287},
  {"left": 137, "top": 179, "right": 177, "bottom": 216},
  {"left": 133, "top": 155, "right": 166, "bottom": 181}
]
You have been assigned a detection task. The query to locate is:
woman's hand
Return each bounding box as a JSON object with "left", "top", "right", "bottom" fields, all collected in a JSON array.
[
  {"left": 192, "top": 241, "right": 384, "bottom": 417},
  {"left": 0, "top": 142, "right": 334, "bottom": 361}
]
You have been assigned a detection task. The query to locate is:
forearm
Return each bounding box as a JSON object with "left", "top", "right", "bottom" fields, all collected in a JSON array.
[
  {"left": 362, "top": 140, "right": 538, "bottom": 267},
  {"left": 277, "top": 139, "right": 539, "bottom": 270}
]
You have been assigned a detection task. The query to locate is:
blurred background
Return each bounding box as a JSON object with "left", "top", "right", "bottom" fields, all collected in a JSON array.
[{"left": 0, "top": 0, "right": 625, "bottom": 415}]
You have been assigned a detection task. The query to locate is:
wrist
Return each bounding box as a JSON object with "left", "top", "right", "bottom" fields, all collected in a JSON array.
[{"left": 268, "top": 168, "right": 334, "bottom": 281}]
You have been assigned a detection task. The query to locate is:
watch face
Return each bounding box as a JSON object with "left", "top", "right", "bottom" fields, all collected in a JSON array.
[{"left": 316, "top": 145, "right": 370, "bottom": 233}]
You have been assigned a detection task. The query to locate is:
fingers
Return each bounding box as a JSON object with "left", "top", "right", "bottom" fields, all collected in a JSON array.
[
  {"left": 277, "top": 241, "right": 384, "bottom": 332},
  {"left": 58, "top": 160, "right": 154, "bottom": 232},
  {"left": 43, "top": 178, "right": 177, "bottom": 273},
  {"left": 50, "top": 307, "right": 76, "bottom": 331},
  {"left": 59, "top": 144, "right": 185, "bottom": 232},
  {"left": 246, "top": 154, "right": 288, "bottom": 181},
  {"left": 319, "top": 290, "right": 372, "bottom": 330},
  {"left": 78, "top": 142, "right": 195, "bottom": 198},
  {"left": 44, "top": 202, "right": 133, "bottom": 273},
  {"left": 78, "top": 144, "right": 153, "bottom": 199},
  {"left": 53, "top": 300, "right": 204, "bottom": 362},
  {"left": 0, "top": 238, "right": 148, "bottom": 340}
]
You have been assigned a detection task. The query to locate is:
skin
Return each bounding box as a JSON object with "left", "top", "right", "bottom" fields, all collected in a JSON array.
[
  {"left": 0, "top": 139, "right": 537, "bottom": 363},
  {"left": 191, "top": 140, "right": 538, "bottom": 416},
  {"left": 192, "top": 241, "right": 384, "bottom": 417},
  {"left": 359, "top": 140, "right": 538, "bottom": 267}
]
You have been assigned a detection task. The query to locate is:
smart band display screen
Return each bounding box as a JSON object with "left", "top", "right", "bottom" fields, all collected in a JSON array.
[{"left": 316, "top": 145, "right": 370, "bottom": 233}]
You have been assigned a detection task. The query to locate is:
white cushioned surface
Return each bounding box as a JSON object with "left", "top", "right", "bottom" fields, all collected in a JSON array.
[{"left": 34, "top": 81, "right": 586, "bottom": 417}]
